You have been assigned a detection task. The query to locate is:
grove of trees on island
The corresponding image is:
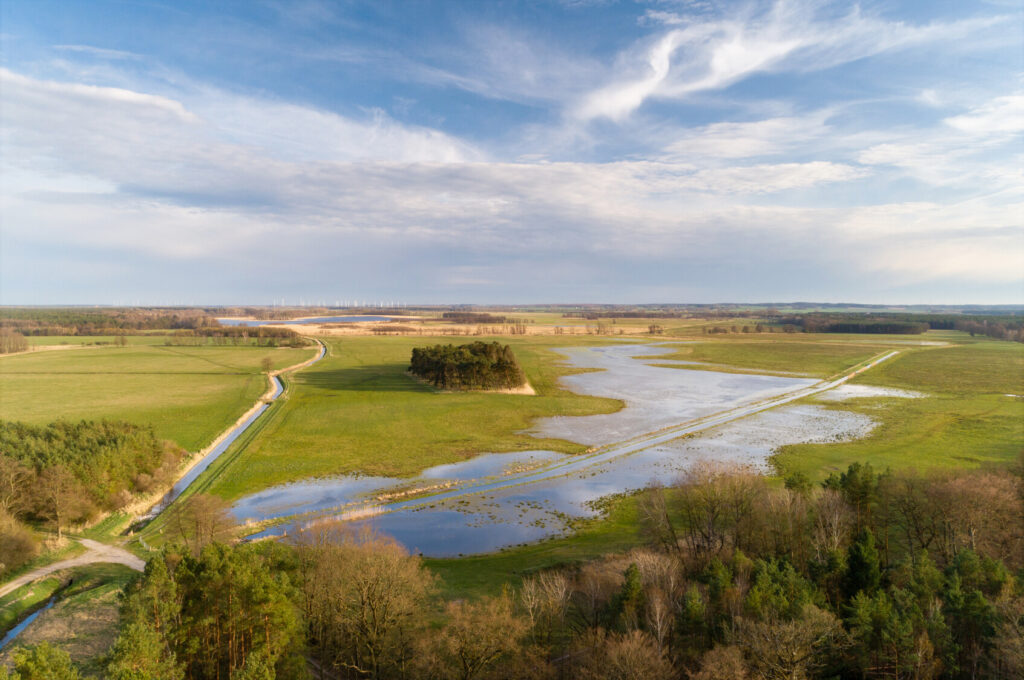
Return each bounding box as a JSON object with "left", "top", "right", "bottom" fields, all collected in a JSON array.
[{"left": 409, "top": 342, "right": 526, "bottom": 390}]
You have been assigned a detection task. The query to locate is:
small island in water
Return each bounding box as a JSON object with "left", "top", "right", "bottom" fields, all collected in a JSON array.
[{"left": 410, "top": 341, "right": 526, "bottom": 390}]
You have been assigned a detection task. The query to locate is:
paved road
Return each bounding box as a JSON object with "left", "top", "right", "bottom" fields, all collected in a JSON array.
[{"left": 0, "top": 539, "right": 144, "bottom": 599}]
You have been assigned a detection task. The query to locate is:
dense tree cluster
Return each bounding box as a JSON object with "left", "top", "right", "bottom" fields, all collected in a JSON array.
[
  {"left": 0, "top": 420, "right": 183, "bottom": 570},
  {"left": 606, "top": 461, "right": 1024, "bottom": 679},
  {"left": 0, "top": 308, "right": 218, "bottom": 336},
  {"left": 104, "top": 541, "right": 307, "bottom": 680},
  {"left": 409, "top": 342, "right": 526, "bottom": 390},
  {"left": 441, "top": 312, "right": 509, "bottom": 324},
  {"left": 0, "top": 329, "right": 28, "bottom": 354},
  {"left": 165, "top": 326, "right": 310, "bottom": 347}
]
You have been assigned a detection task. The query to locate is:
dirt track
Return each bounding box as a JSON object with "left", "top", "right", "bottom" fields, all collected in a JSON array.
[{"left": 0, "top": 539, "right": 144, "bottom": 598}]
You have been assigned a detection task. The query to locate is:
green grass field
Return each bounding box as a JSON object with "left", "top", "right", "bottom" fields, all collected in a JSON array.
[
  {"left": 0, "top": 344, "right": 317, "bottom": 450},
  {"left": 654, "top": 337, "right": 905, "bottom": 377},
  {"left": 202, "top": 335, "right": 626, "bottom": 499},
  {"left": 773, "top": 340, "right": 1024, "bottom": 480},
  {"left": 24, "top": 335, "right": 173, "bottom": 346},
  {"left": 0, "top": 574, "right": 63, "bottom": 634}
]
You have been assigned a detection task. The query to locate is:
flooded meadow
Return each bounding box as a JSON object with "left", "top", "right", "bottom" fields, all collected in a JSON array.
[{"left": 235, "top": 344, "right": 912, "bottom": 555}]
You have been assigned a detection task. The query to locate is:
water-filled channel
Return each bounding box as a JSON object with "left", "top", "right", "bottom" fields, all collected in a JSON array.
[{"left": 145, "top": 342, "right": 325, "bottom": 519}]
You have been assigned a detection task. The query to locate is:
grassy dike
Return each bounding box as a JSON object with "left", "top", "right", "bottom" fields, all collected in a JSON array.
[{"left": 0, "top": 563, "right": 139, "bottom": 674}]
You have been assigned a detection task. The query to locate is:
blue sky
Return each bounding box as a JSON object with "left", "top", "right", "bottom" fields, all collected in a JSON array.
[{"left": 1, "top": 0, "right": 1021, "bottom": 304}]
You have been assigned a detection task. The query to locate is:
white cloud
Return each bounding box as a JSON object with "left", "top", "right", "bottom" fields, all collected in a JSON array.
[
  {"left": 662, "top": 109, "right": 836, "bottom": 160},
  {"left": 52, "top": 44, "right": 142, "bottom": 60},
  {"left": 856, "top": 94, "right": 1024, "bottom": 190},
  {"left": 2, "top": 64, "right": 1020, "bottom": 301},
  {"left": 945, "top": 94, "right": 1024, "bottom": 134},
  {"left": 576, "top": 1, "right": 1007, "bottom": 121}
]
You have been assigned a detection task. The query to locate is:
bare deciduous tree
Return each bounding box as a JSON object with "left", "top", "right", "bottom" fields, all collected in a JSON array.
[
  {"left": 295, "top": 523, "right": 434, "bottom": 678},
  {"left": 170, "top": 493, "right": 236, "bottom": 557},
  {"left": 419, "top": 590, "right": 530, "bottom": 680}
]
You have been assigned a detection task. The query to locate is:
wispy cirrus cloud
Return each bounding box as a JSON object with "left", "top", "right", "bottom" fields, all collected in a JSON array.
[
  {"left": 53, "top": 44, "right": 142, "bottom": 60},
  {"left": 577, "top": 1, "right": 1009, "bottom": 121}
]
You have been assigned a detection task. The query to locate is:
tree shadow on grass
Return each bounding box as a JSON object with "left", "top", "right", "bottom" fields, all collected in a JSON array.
[{"left": 296, "top": 365, "right": 435, "bottom": 392}]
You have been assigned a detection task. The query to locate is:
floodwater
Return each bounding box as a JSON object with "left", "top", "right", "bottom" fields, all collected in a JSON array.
[
  {"left": 530, "top": 345, "right": 818, "bottom": 445},
  {"left": 217, "top": 316, "right": 392, "bottom": 327},
  {"left": 235, "top": 344, "right": 909, "bottom": 556}
]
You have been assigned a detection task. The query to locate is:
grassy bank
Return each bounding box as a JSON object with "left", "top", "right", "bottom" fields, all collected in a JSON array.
[
  {"left": 654, "top": 337, "right": 905, "bottom": 377},
  {"left": 0, "top": 344, "right": 317, "bottom": 450},
  {"left": 426, "top": 494, "right": 644, "bottom": 599}
]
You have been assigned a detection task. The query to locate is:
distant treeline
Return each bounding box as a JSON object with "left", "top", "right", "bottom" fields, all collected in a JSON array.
[
  {"left": 775, "top": 312, "right": 1023, "bottom": 340},
  {"left": 442, "top": 312, "right": 508, "bottom": 324},
  {"left": 777, "top": 315, "right": 929, "bottom": 335},
  {"left": 409, "top": 342, "right": 526, "bottom": 390},
  {"left": 0, "top": 419, "right": 185, "bottom": 573},
  {"left": 165, "top": 326, "right": 310, "bottom": 347},
  {"left": 0, "top": 307, "right": 218, "bottom": 336},
  {"left": 952, "top": 318, "right": 1024, "bottom": 342},
  {"left": 564, "top": 311, "right": 688, "bottom": 319},
  {"left": 214, "top": 306, "right": 417, "bottom": 320}
]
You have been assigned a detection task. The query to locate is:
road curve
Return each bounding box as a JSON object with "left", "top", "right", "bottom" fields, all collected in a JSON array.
[{"left": 0, "top": 539, "right": 144, "bottom": 599}]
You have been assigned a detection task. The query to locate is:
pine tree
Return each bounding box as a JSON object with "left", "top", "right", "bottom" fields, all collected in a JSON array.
[{"left": 844, "top": 528, "right": 882, "bottom": 600}]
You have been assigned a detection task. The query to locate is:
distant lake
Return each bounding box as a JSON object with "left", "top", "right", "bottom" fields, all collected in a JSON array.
[{"left": 217, "top": 316, "right": 392, "bottom": 326}]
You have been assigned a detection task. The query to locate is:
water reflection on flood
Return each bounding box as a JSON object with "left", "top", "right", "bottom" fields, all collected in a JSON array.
[
  {"left": 530, "top": 345, "right": 817, "bottom": 445},
  {"left": 235, "top": 344, "right": 901, "bottom": 556}
]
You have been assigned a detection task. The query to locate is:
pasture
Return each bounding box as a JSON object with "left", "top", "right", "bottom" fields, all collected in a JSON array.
[
  {"left": 0, "top": 344, "right": 316, "bottom": 450},
  {"left": 774, "top": 340, "right": 1024, "bottom": 478}
]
